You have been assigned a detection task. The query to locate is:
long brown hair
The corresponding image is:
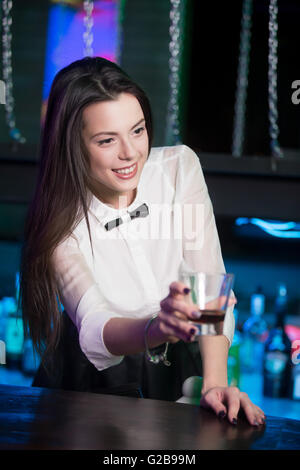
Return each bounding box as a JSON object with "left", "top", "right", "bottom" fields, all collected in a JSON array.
[{"left": 20, "top": 57, "right": 153, "bottom": 366}]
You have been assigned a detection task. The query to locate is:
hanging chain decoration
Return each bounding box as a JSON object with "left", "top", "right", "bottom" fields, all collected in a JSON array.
[
  {"left": 83, "top": 0, "right": 94, "bottom": 57},
  {"left": 232, "top": 0, "right": 253, "bottom": 158},
  {"left": 268, "top": 0, "right": 283, "bottom": 165},
  {"left": 1, "top": 0, "right": 26, "bottom": 143},
  {"left": 165, "top": 0, "right": 186, "bottom": 146}
]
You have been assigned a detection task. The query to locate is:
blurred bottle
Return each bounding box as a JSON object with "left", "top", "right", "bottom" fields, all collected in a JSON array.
[
  {"left": 289, "top": 334, "right": 300, "bottom": 400},
  {"left": 228, "top": 309, "right": 241, "bottom": 387},
  {"left": 263, "top": 283, "right": 292, "bottom": 398},
  {"left": 290, "top": 363, "right": 300, "bottom": 401},
  {"left": 0, "top": 298, "right": 7, "bottom": 342},
  {"left": 15, "top": 272, "right": 20, "bottom": 307},
  {"left": 22, "top": 337, "right": 40, "bottom": 376},
  {"left": 0, "top": 300, "right": 6, "bottom": 365},
  {"left": 241, "top": 286, "right": 268, "bottom": 373},
  {"left": 4, "top": 296, "right": 24, "bottom": 369},
  {"left": 4, "top": 273, "right": 24, "bottom": 369}
]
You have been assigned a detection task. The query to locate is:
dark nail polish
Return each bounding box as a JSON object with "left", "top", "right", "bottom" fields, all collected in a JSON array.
[
  {"left": 232, "top": 418, "right": 238, "bottom": 425},
  {"left": 191, "top": 310, "right": 201, "bottom": 319},
  {"left": 218, "top": 411, "right": 226, "bottom": 419},
  {"left": 183, "top": 287, "right": 190, "bottom": 294},
  {"left": 190, "top": 328, "right": 197, "bottom": 335}
]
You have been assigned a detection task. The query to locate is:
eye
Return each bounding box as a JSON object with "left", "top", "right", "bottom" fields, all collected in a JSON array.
[
  {"left": 133, "top": 126, "right": 145, "bottom": 136},
  {"left": 97, "top": 137, "right": 114, "bottom": 146}
]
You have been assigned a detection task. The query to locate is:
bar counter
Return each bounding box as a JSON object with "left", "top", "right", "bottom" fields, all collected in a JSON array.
[{"left": 0, "top": 384, "right": 300, "bottom": 450}]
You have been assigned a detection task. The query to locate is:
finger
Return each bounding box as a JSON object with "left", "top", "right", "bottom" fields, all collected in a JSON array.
[
  {"left": 225, "top": 387, "right": 241, "bottom": 424},
  {"left": 200, "top": 392, "right": 227, "bottom": 419},
  {"left": 160, "top": 299, "right": 188, "bottom": 321},
  {"left": 159, "top": 322, "right": 188, "bottom": 342},
  {"left": 169, "top": 281, "right": 191, "bottom": 298},
  {"left": 158, "top": 315, "right": 197, "bottom": 342},
  {"left": 255, "top": 404, "right": 266, "bottom": 418},
  {"left": 240, "top": 394, "right": 265, "bottom": 426},
  {"left": 160, "top": 297, "right": 201, "bottom": 321},
  {"left": 158, "top": 309, "right": 199, "bottom": 337},
  {"left": 239, "top": 394, "right": 258, "bottom": 426},
  {"left": 240, "top": 393, "right": 266, "bottom": 423},
  {"left": 253, "top": 405, "right": 267, "bottom": 424},
  {"left": 228, "top": 297, "right": 237, "bottom": 307},
  {"left": 158, "top": 311, "right": 197, "bottom": 341},
  {"left": 252, "top": 405, "right": 266, "bottom": 423}
]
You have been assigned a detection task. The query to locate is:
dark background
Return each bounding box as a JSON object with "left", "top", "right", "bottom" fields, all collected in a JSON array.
[{"left": 186, "top": 0, "right": 300, "bottom": 156}]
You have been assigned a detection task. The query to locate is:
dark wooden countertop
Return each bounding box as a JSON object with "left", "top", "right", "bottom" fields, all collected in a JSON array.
[{"left": 0, "top": 384, "right": 299, "bottom": 450}]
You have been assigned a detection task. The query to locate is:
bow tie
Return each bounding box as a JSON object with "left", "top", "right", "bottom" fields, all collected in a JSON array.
[{"left": 104, "top": 203, "right": 149, "bottom": 231}]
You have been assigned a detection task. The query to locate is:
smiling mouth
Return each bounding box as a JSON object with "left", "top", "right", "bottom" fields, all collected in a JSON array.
[{"left": 112, "top": 163, "right": 137, "bottom": 175}]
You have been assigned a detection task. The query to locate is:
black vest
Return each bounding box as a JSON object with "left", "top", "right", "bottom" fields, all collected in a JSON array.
[{"left": 32, "top": 311, "right": 203, "bottom": 401}]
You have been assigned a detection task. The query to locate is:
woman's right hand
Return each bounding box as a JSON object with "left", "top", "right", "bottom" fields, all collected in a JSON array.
[{"left": 156, "top": 281, "right": 202, "bottom": 343}]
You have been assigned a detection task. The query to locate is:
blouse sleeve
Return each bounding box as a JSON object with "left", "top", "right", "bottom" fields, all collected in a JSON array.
[
  {"left": 175, "top": 145, "right": 235, "bottom": 346},
  {"left": 52, "top": 235, "right": 124, "bottom": 370}
]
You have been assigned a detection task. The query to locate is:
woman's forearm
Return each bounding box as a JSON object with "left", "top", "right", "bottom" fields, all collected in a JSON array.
[
  {"left": 102, "top": 315, "right": 167, "bottom": 356},
  {"left": 198, "top": 334, "right": 230, "bottom": 393}
]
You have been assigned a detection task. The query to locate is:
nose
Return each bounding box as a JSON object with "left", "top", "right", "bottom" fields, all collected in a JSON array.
[{"left": 118, "top": 137, "right": 136, "bottom": 160}]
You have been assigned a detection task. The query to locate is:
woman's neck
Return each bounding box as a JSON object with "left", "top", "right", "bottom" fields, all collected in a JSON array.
[{"left": 91, "top": 186, "right": 137, "bottom": 209}]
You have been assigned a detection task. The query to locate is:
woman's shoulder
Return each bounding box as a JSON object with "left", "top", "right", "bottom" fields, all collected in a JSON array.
[
  {"left": 149, "top": 144, "right": 199, "bottom": 165},
  {"left": 142, "top": 145, "right": 202, "bottom": 196},
  {"left": 147, "top": 145, "right": 201, "bottom": 175}
]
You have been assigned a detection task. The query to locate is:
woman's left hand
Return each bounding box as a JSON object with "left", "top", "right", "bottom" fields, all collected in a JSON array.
[{"left": 200, "top": 386, "right": 266, "bottom": 426}]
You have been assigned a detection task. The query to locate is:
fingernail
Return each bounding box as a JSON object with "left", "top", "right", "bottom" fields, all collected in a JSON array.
[
  {"left": 253, "top": 420, "right": 259, "bottom": 426},
  {"left": 191, "top": 310, "right": 201, "bottom": 319},
  {"left": 187, "top": 329, "right": 197, "bottom": 342},
  {"left": 232, "top": 418, "right": 238, "bottom": 425},
  {"left": 183, "top": 287, "right": 190, "bottom": 294},
  {"left": 218, "top": 411, "right": 226, "bottom": 419}
]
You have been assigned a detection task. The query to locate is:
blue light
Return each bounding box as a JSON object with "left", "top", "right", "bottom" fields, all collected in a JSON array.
[
  {"left": 43, "top": 4, "right": 75, "bottom": 100},
  {"left": 42, "top": 1, "right": 119, "bottom": 102},
  {"left": 235, "top": 217, "right": 300, "bottom": 239},
  {"left": 235, "top": 217, "right": 249, "bottom": 226}
]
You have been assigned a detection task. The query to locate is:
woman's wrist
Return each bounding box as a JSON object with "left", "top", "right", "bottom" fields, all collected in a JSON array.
[
  {"left": 144, "top": 312, "right": 168, "bottom": 349},
  {"left": 144, "top": 314, "right": 171, "bottom": 366},
  {"left": 201, "top": 369, "right": 228, "bottom": 394},
  {"left": 201, "top": 379, "right": 228, "bottom": 395}
]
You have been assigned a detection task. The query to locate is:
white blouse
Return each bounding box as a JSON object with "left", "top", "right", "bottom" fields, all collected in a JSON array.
[{"left": 52, "top": 145, "right": 235, "bottom": 371}]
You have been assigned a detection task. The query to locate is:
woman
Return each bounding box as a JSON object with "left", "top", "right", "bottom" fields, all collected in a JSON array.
[{"left": 20, "top": 56, "right": 265, "bottom": 426}]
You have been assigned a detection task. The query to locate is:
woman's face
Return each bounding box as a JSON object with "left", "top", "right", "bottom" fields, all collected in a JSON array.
[{"left": 82, "top": 92, "right": 149, "bottom": 209}]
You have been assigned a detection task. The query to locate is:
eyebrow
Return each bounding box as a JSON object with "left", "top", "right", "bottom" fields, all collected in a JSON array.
[{"left": 90, "top": 118, "right": 146, "bottom": 140}]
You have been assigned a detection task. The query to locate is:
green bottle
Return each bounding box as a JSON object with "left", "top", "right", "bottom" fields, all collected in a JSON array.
[{"left": 228, "top": 309, "right": 241, "bottom": 387}]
